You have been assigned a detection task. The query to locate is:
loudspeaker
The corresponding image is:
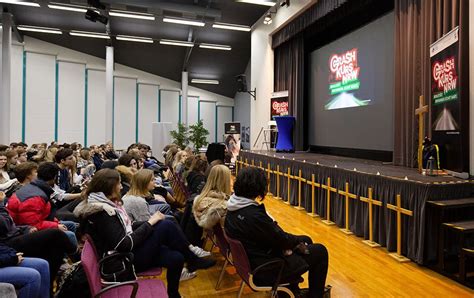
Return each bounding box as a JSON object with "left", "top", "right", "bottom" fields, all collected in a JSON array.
[{"left": 236, "top": 74, "right": 248, "bottom": 92}]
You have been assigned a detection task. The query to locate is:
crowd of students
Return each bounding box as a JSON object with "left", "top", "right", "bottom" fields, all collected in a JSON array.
[{"left": 0, "top": 140, "right": 329, "bottom": 298}]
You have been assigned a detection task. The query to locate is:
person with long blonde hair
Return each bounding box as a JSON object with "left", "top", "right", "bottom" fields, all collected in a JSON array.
[{"left": 192, "top": 165, "right": 231, "bottom": 230}]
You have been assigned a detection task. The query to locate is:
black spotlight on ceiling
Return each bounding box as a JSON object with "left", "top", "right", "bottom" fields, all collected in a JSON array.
[
  {"left": 87, "top": 0, "right": 105, "bottom": 10},
  {"left": 280, "top": 0, "right": 290, "bottom": 7},
  {"left": 85, "top": 9, "right": 108, "bottom": 25},
  {"left": 236, "top": 74, "right": 256, "bottom": 100}
]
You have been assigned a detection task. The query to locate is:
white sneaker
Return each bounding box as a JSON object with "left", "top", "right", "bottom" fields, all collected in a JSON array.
[
  {"left": 189, "top": 245, "right": 211, "bottom": 258},
  {"left": 180, "top": 268, "right": 197, "bottom": 281}
]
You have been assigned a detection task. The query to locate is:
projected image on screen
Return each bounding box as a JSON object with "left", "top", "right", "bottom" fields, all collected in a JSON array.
[
  {"left": 308, "top": 12, "right": 394, "bottom": 152},
  {"left": 326, "top": 48, "right": 371, "bottom": 110}
]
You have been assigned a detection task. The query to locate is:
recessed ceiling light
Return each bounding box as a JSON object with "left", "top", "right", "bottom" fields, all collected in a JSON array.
[
  {"left": 163, "top": 17, "right": 205, "bottom": 27},
  {"left": 48, "top": 2, "right": 88, "bottom": 12},
  {"left": 236, "top": 0, "right": 276, "bottom": 6},
  {"left": 212, "top": 22, "right": 251, "bottom": 32},
  {"left": 109, "top": 10, "right": 155, "bottom": 21},
  {"left": 17, "top": 25, "right": 62, "bottom": 34},
  {"left": 0, "top": 0, "right": 40, "bottom": 7},
  {"left": 116, "top": 35, "right": 154, "bottom": 43},
  {"left": 199, "top": 43, "right": 231, "bottom": 51},
  {"left": 160, "top": 39, "right": 194, "bottom": 47},
  {"left": 69, "top": 30, "right": 110, "bottom": 39},
  {"left": 191, "top": 79, "right": 219, "bottom": 85}
]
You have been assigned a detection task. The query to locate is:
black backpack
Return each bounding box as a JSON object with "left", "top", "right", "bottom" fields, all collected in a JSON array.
[{"left": 55, "top": 262, "right": 90, "bottom": 298}]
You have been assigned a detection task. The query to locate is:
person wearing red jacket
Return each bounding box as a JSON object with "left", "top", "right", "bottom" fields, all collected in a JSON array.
[{"left": 6, "top": 163, "right": 77, "bottom": 249}]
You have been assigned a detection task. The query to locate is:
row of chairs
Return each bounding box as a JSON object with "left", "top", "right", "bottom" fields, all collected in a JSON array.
[{"left": 167, "top": 171, "right": 190, "bottom": 208}]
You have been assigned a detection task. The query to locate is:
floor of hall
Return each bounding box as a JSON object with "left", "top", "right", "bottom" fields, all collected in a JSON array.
[{"left": 166, "top": 196, "right": 474, "bottom": 297}]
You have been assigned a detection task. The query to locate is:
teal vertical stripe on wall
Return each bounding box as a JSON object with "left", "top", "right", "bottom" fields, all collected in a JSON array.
[
  {"left": 135, "top": 83, "right": 139, "bottom": 143},
  {"left": 158, "top": 89, "right": 161, "bottom": 122},
  {"left": 54, "top": 62, "right": 59, "bottom": 142},
  {"left": 84, "top": 69, "right": 88, "bottom": 147},
  {"left": 112, "top": 77, "right": 115, "bottom": 145},
  {"left": 232, "top": 107, "right": 235, "bottom": 121},
  {"left": 21, "top": 51, "right": 26, "bottom": 142},
  {"left": 178, "top": 95, "right": 181, "bottom": 124},
  {"left": 215, "top": 105, "right": 218, "bottom": 143}
]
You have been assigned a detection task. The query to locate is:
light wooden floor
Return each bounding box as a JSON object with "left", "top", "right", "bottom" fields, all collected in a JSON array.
[{"left": 169, "top": 196, "right": 474, "bottom": 297}]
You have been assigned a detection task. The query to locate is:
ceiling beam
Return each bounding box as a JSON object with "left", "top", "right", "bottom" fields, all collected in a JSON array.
[
  {"left": 182, "top": 28, "right": 194, "bottom": 71},
  {"left": 1, "top": 6, "right": 24, "bottom": 43}
]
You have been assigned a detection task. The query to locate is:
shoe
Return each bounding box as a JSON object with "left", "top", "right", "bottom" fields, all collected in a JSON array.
[
  {"left": 180, "top": 268, "right": 197, "bottom": 281},
  {"left": 189, "top": 245, "right": 211, "bottom": 258},
  {"left": 323, "top": 285, "right": 332, "bottom": 298},
  {"left": 187, "top": 258, "right": 216, "bottom": 273}
]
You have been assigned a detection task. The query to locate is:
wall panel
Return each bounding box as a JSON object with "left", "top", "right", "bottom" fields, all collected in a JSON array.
[
  {"left": 113, "top": 77, "right": 137, "bottom": 150},
  {"left": 86, "top": 69, "right": 106, "bottom": 146},
  {"left": 138, "top": 83, "right": 159, "bottom": 145},
  {"left": 159, "top": 90, "right": 180, "bottom": 125},
  {"left": 187, "top": 95, "right": 199, "bottom": 126},
  {"left": 10, "top": 45, "right": 24, "bottom": 142},
  {"left": 217, "top": 106, "right": 233, "bottom": 142},
  {"left": 199, "top": 101, "right": 216, "bottom": 144}
]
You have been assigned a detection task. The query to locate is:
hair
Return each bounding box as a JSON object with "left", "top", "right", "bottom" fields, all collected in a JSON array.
[
  {"left": 16, "top": 148, "right": 27, "bottom": 156},
  {"left": 127, "top": 169, "right": 154, "bottom": 197},
  {"left": 190, "top": 155, "right": 208, "bottom": 174},
  {"left": 9, "top": 142, "right": 18, "bottom": 149},
  {"left": 102, "top": 160, "right": 119, "bottom": 169},
  {"left": 0, "top": 145, "right": 9, "bottom": 152},
  {"left": 0, "top": 152, "right": 8, "bottom": 171},
  {"left": 173, "top": 151, "right": 187, "bottom": 169},
  {"left": 233, "top": 167, "right": 267, "bottom": 200},
  {"left": 85, "top": 169, "right": 121, "bottom": 201},
  {"left": 37, "top": 162, "right": 60, "bottom": 182},
  {"left": 116, "top": 165, "right": 134, "bottom": 184},
  {"left": 14, "top": 162, "right": 38, "bottom": 183},
  {"left": 196, "top": 165, "right": 231, "bottom": 204},
  {"left": 6, "top": 150, "right": 18, "bottom": 164},
  {"left": 79, "top": 148, "right": 91, "bottom": 160},
  {"left": 18, "top": 142, "right": 27, "bottom": 148},
  {"left": 118, "top": 154, "right": 136, "bottom": 167},
  {"left": 54, "top": 148, "right": 74, "bottom": 163},
  {"left": 205, "top": 159, "right": 223, "bottom": 177},
  {"left": 165, "top": 147, "right": 179, "bottom": 167}
]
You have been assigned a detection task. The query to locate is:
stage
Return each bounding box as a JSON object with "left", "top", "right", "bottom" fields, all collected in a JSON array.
[{"left": 237, "top": 150, "right": 474, "bottom": 265}]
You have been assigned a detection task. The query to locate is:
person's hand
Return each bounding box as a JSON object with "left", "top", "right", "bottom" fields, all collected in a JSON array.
[
  {"left": 294, "top": 242, "right": 310, "bottom": 255},
  {"left": 283, "top": 249, "right": 293, "bottom": 256},
  {"left": 58, "top": 224, "right": 68, "bottom": 231},
  {"left": 29, "top": 227, "right": 38, "bottom": 234},
  {"left": 147, "top": 212, "right": 165, "bottom": 226},
  {"left": 17, "top": 252, "right": 24, "bottom": 264},
  {"left": 0, "top": 191, "right": 5, "bottom": 201}
]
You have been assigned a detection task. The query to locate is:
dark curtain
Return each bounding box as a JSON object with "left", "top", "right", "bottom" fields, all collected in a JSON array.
[
  {"left": 272, "top": 0, "right": 349, "bottom": 49},
  {"left": 394, "top": 0, "right": 468, "bottom": 167},
  {"left": 274, "top": 35, "right": 305, "bottom": 150}
]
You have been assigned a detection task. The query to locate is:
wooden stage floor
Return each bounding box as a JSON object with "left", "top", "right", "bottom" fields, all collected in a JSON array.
[{"left": 166, "top": 196, "right": 474, "bottom": 297}]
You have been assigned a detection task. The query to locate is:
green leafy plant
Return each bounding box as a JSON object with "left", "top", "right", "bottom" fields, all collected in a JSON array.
[
  {"left": 189, "top": 120, "right": 209, "bottom": 153},
  {"left": 170, "top": 123, "right": 189, "bottom": 149}
]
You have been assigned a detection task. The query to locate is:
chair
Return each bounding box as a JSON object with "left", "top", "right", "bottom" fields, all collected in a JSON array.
[
  {"left": 81, "top": 238, "right": 168, "bottom": 298},
  {"left": 210, "top": 224, "right": 233, "bottom": 290},
  {"left": 223, "top": 231, "right": 294, "bottom": 298}
]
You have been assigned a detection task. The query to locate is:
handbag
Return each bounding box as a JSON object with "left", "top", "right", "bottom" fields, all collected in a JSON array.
[{"left": 99, "top": 251, "right": 137, "bottom": 283}]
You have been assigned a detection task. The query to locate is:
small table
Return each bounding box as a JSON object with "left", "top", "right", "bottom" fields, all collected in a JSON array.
[{"left": 274, "top": 116, "right": 295, "bottom": 152}]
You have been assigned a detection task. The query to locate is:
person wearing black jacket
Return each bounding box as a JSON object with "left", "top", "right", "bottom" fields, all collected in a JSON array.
[
  {"left": 224, "top": 167, "right": 329, "bottom": 298},
  {"left": 74, "top": 169, "right": 215, "bottom": 298}
]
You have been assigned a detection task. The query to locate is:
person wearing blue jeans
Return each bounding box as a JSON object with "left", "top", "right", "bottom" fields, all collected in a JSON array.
[
  {"left": 0, "top": 257, "right": 50, "bottom": 298},
  {"left": 59, "top": 220, "right": 78, "bottom": 248}
]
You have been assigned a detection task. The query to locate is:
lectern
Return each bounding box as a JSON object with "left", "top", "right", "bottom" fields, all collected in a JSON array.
[{"left": 274, "top": 116, "right": 295, "bottom": 152}]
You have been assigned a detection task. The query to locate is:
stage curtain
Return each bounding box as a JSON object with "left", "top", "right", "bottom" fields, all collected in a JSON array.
[
  {"left": 272, "top": 0, "right": 348, "bottom": 49},
  {"left": 394, "top": 0, "right": 468, "bottom": 167},
  {"left": 274, "top": 35, "right": 305, "bottom": 150}
]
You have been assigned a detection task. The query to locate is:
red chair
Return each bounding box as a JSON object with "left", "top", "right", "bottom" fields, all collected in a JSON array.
[
  {"left": 81, "top": 238, "right": 168, "bottom": 298},
  {"left": 210, "top": 224, "right": 233, "bottom": 290},
  {"left": 223, "top": 231, "right": 295, "bottom": 298}
]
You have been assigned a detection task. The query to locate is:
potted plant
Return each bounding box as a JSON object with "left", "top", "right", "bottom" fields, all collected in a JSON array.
[
  {"left": 189, "top": 120, "right": 209, "bottom": 153},
  {"left": 170, "top": 123, "right": 189, "bottom": 149}
]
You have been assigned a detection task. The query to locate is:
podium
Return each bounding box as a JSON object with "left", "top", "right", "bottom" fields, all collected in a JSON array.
[{"left": 274, "top": 116, "right": 295, "bottom": 152}]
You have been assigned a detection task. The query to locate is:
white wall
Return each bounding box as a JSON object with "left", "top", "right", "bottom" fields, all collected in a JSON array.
[
  {"left": 234, "top": 62, "right": 251, "bottom": 149},
  {"left": 470, "top": 2, "right": 474, "bottom": 175},
  {"left": 250, "top": 0, "right": 315, "bottom": 149},
  {"left": 3, "top": 36, "right": 233, "bottom": 149}
]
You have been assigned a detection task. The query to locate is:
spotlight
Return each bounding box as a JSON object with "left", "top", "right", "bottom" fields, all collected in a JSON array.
[
  {"left": 280, "top": 0, "right": 289, "bottom": 6},
  {"left": 263, "top": 12, "right": 272, "bottom": 25},
  {"left": 85, "top": 9, "right": 108, "bottom": 25}
]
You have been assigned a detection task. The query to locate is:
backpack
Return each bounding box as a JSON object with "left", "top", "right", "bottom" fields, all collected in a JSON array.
[{"left": 54, "top": 262, "right": 90, "bottom": 298}]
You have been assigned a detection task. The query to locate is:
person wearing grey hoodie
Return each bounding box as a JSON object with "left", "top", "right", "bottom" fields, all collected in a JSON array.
[{"left": 224, "top": 167, "right": 329, "bottom": 298}]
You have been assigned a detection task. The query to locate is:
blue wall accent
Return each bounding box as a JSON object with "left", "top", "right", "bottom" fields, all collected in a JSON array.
[
  {"left": 54, "top": 62, "right": 59, "bottom": 142},
  {"left": 135, "top": 83, "right": 139, "bottom": 142},
  {"left": 21, "top": 51, "right": 26, "bottom": 142},
  {"left": 84, "top": 69, "right": 88, "bottom": 146}
]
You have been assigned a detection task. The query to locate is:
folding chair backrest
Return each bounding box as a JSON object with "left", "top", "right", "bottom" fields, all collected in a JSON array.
[
  {"left": 224, "top": 231, "right": 251, "bottom": 284},
  {"left": 81, "top": 237, "right": 102, "bottom": 296}
]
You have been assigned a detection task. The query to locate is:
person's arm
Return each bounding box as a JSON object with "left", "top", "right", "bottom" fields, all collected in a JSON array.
[
  {"left": 0, "top": 243, "right": 19, "bottom": 268},
  {"left": 123, "top": 197, "right": 151, "bottom": 222}
]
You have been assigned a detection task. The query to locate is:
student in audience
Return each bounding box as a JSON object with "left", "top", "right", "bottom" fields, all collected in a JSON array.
[
  {"left": 193, "top": 165, "right": 231, "bottom": 230},
  {"left": 173, "top": 151, "right": 188, "bottom": 175},
  {"left": 89, "top": 145, "right": 104, "bottom": 170},
  {"left": 104, "top": 142, "right": 118, "bottom": 160},
  {"left": 15, "top": 149, "right": 28, "bottom": 165},
  {"left": 13, "top": 162, "right": 38, "bottom": 187},
  {"left": 181, "top": 155, "right": 195, "bottom": 182},
  {"left": 186, "top": 156, "right": 208, "bottom": 195},
  {"left": 122, "top": 169, "right": 173, "bottom": 219},
  {"left": 6, "top": 162, "right": 78, "bottom": 248},
  {"left": 115, "top": 165, "right": 133, "bottom": 197},
  {"left": 77, "top": 148, "right": 96, "bottom": 179},
  {"left": 118, "top": 154, "right": 138, "bottom": 173},
  {"left": 6, "top": 151, "right": 18, "bottom": 176},
  {"left": 205, "top": 159, "right": 224, "bottom": 177},
  {"left": 55, "top": 148, "right": 75, "bottom": 192},
  {"left": 74, "top": 169, "right": 215, "bottom": 298},
  {"left": 165, "top": 147, "right": 179, "bottom": 169},
  {"left": 0, "top": 243, "right": 50, "bottom": 298},
  {"left": 0, "top": 152, "right": 18, "bottom": 193},
  {"left": 225, "top": 167, "right": 329, "bottom": 298},
  {"left": 0, "top": 191, "right": 76, "bottom": 287}
]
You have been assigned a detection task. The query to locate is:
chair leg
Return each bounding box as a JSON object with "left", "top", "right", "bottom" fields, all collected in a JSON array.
[
  {"left": 237, "top": 280, "right": 245, "bottom": 298},
  {"left": 277, "top": 286, "right": 295, "bottom": 298},
  {"left": 215, "top": 259, "right": 229, "bottom": 290}
]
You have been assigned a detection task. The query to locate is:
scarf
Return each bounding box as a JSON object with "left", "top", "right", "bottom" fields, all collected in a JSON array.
[{"left": 88, "top": 192, "right": 132, "bottom": 234}]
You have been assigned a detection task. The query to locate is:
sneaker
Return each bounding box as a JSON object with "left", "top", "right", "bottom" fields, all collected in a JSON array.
[
  {"left": 187, "top": 258, "right": 216, "bottom": 273},
  {"left": 189, "top": 245, "right": 211, "bottom": 258},
  {"left": 180, "top": 268, "right": 197, "bottom": 281}
]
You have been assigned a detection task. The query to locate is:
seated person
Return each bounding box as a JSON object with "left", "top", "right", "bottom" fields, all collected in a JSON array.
[
  {"left": 224, "top": 167, "right": 329, "bottom": 298},
  {"left": 74, "top": 169, "right": 215, "bottom": 298},
  {"left": 6, "top": 163, "right": 78, "bottom": 249},
  {"left": 0, "top": 152, "right": 18, "bottom": 194},
  {"left": 186, "top": 156, "right": 208, "bottom": 195},
  {"left": 0, "top": 243, "right": 49, "bottom": 298}
]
